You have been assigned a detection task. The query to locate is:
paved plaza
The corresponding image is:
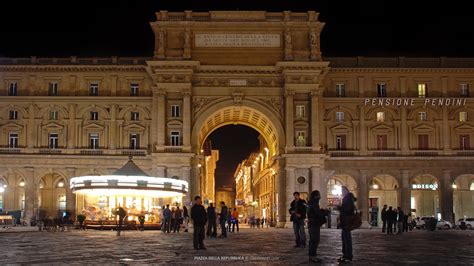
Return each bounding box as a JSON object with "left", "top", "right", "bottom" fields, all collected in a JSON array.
[{"left": 0, "top": 227, "right": 473, "bottom": 265}]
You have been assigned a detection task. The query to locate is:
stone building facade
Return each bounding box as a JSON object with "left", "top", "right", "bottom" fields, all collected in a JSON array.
[{"left": 0, "top": 10, "right": 473, "bottom": 226}]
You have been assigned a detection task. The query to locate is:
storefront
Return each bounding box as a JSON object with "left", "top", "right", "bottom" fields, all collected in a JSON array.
[{"left": 70, "top": 158, "right": 188, "bottom": 225}]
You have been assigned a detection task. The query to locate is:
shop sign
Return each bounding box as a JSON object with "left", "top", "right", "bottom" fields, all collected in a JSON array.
[{"left": 411, "top": 183, "right": 438, "bottom": 190}]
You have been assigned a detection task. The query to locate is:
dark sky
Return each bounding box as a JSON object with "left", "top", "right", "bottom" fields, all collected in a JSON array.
[
  {"left": 207, "top": 125, "right": 260, "bottom": 188},
  {"left": 0, "top": 0, "right": 473, "bottom": 57}
]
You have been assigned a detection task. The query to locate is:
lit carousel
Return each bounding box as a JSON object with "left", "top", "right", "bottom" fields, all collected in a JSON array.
[{"left": 70, "top": 157, "right": 188, "bottom": 227}]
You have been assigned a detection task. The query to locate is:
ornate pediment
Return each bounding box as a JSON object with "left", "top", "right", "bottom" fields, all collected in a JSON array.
[
  {"left": 83, "top": 122, "right": 105, "bottom": 130},
  {"left": 123, "top": 123, "right": 146, "bottom": 131},
  {"left": 1, "top": 122, "right": 24, "bottom": 132}
]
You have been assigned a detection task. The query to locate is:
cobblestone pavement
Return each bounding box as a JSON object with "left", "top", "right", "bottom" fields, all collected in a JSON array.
[{"left": 0, "top": 227, "right": 473, "bottom": 265}]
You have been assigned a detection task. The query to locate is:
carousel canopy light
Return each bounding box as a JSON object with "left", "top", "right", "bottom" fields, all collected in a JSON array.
[
  {"left": 332, "top": 185, "right": 342, "bottom": 196},
  {"left": 0, "top": 187, "right": 4, "bottom": 193}
]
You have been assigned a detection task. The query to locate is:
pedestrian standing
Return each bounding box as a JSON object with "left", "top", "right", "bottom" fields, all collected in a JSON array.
[
  {"left": 386, "top": 206, "right": 394, "bottom": 235},
  {"left": 231, "top": 208, "right": 239, "bottom": 232},
  {"left": 207, "top": 203, "right": 217, "bottom": 237},
  {"left": 175, "top": 206, "right": 182, "bottom": 233},
  {"left": 289, "top": 191, "right": 307, "bottom": 248},
  {"left": 219, "top": 201, "right": 228, "bottom": 238},
  {"left": 381, "top": 204, "right": 388, "bottom": 233},
  {"left": 397, "top": 207, "right": 404, "bottom": 235},
  {"left": 163, "top": 205, "right": 171, "bottom": 233},
  {"left": 183, "top": 206, "right": 189, "bottom": 232},
  {"left": 191, "top": 196, "right": 207, "bottom": 250},
  {"left": 307, "top": 190, "right": 327, "bottom": 263},
  {"left": 337, "top": 186, "right": 356, "bottom": 263}
]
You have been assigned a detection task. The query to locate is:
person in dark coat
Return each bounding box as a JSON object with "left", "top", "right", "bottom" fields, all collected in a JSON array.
[
  {"left": 289, "top": 191, "right": 307, "bottom": 248},
  {"left": 219, "top": 201, "right": 228, "bottom": 238},
  {"left": 337, "top": 186, "right": 356, "bottom": 263},
  {"left": 381, "top": 204, "right": 388, "bottom": 233},
  {"left": 206, "top": 203, "right": 217, "bottom": 238},
  {"left": 191, "top": 196, "right": 207, "bottom": 250},
  {"left": 386, "top": 206, "right": 395, "bottom": 235},
  {"left": 307, "top": 190, "right": 328, "bottom": 263},
  {"left": 397, "top": 207, "right": 405, "bottom": 235}
]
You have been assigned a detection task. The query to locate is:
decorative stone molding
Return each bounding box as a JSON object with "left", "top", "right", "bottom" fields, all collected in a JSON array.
[{"left": 192, "top": 97, "right": 221, "bottom": 116}]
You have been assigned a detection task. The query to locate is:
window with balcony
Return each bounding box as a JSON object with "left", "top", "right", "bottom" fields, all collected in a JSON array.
[
  {"left": 376, "top": 135, "right": 387, "bottom": 150},
  {"left": 8, "top": 82, "right": 18, "bottom": 96},
  {"left": 49, "top": 133, "right": 59, "bottom": 149},
  {"left": 130, "top": 83, "right": 139, "bottom": 96},
  {"left": 170, "top": 131, "right": 180, "bottom": 146},
  {"left": 171, "top": 105, "right": 180, "bottom": 117},
  {"left": 89, "top": 83, "right": 99, "bottom": 96},
  {"left": 419, "top": 112, "right": 427, "bottom": 121},
  {"left": 89, "top": 133, "right": 99, "bottom": 149},
  {"left": 336, "top": 112, "right": 345, "bottom": 122},
  {"left": 376, "top": 112, "right": 385, "bottom": 122},
  {"left": 417, "top": 83, "right": 427, "bottom": 98},
  {"left": 130, "top": 133, "right": 140, "bottom": 149},
  {"left": 460, "top": 83, "right": 470, "bottom": 97},
  {"left": 377, "top": 83, "right": 387, "bottom": 97},
  {"left": 296, "top": 131, "right": 306, "bottom": 147},
  {"left": 296, "top": 105, "right": 305, "bottom": 118},
  {"left": 336, "top": 135, "right": 346, "bottom": 150},
  {"left": 90, "top": 111, "right": 99, "bottom": 121},
  {"left": 335, "top": 83, "right": 346, "bottom": 97},
  {"left": 459, "top": 111, "right": 468, "bottom": 122},
  {"left": 131, "top": 112, "right": 140, "bottom": 121},
  {"left": 418, "top": 134, "right": 429, "bottom": 150},
  {"left": 9, "top": 110, "right": 18, "bottom": 120},
  {"left": 460, "top": 135, "right": 470, "bottom": 150},
  {"left": 48, "top": 82, "right": 59, "bottom": 96},
  {"left": 8, "top": 133, "right": 18, "bottom": 148},
  {"left": 50, "top": 110, "right": 59, "bottom": 120}
]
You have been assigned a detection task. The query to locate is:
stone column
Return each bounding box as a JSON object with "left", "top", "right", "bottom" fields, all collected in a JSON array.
[
  {"left": 285, "top": 89, "right": 295, "bottom": 150},
  {"left": 109, "top": 104, "right": 117, "bottom": 150},
  {"left": 401, "top": 107, "right": 409, "bottom": 155},
  {"left": 67, "top": 104, "right": 76, "bottom": 149},
  {"left": 400, "top": 170, "right": 411, "bottom": 213},
  {"left": 157, "top": 90, "right": 166, "bottom": 147},
  {"left": 440, "top": 170, "right": 454, "bottom": 222},
  {"left": 286, "top": 166, "right": 296, "bottom": 226},
  {"left": 24, "top": 168, "right": 35, "bottom": 224},
  {"left": 358, "top": 170, "right": 369, "bottom": 222},
  {"left": 151, "top": 86, "right": 159, "bottom": 151},
  {"left": 276, "top": 158, "right": 287, "bottom": 227},
  {"left": 190, "top": 157, "right": 200, "bottom": 201},
  {"left": 66, "top": 168, "right": 76, "bottom": 217},
  {"left": 182, "top": 89, "right": 191, "bottom": 148},
  {"left": 27, "top": 104, "right": 36, "bottom": 148},
  {"left": 359, "top": 106, "right": 367, "bottom": 155},
  {"left": 310, "top": 90, "right": 321, "bottom": 151},
  {"left": 442, "top": 106, "right": 451, "bottom": 154},
  {"left": 181, "top": 166, "right": 192, "bottom": 206}
]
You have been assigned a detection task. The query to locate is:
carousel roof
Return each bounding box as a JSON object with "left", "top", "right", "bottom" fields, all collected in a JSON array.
[{"left": 113, "top": 156, "right": 149, "bottom": 177}]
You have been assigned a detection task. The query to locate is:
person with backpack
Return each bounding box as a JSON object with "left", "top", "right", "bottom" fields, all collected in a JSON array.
[
  {"left": 307, "top": 190, "right": 329, "bottom": 263},
  {"left": 337, "top": 186, "right": 357, "bottom": 263}
]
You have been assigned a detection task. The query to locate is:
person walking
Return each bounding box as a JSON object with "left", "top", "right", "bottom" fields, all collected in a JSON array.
[
  {"left": 381, "top": 204, "right": 388, "bottom": 233},
  {"left": 219, "top": 201, "right": 228, "bottom": 238},
  {"left": 163, "top": 204, "right": 171, "bottom": 233},
  {"left": 183, "top": 206, "right": 189, "bottom": 232},
  {"left": 231, "top": 208, "right": 239, "bottom": 232},
  {"left": 307, "top": 190, "right": 327, "bottom": 263},
  {"left": 386, "top": 206, "right": 395, "bottom": 235},
  {"left": 289, "top": 191, "right": 307, "bottom": 248},
  {"left": 174, "top": 206, "right": 182, "bottom": 233},
  {"left": 191, "top": 196, "right": 207, "bottom": 250},
  {"left": 337, "top": 186, "right": 356, "bottom": 263},
  {"left": 397, "top": 207, "right": 404, "bottom": 235},
  {"left": 207, "top": 203, "right": 217, "bottom": 238}
]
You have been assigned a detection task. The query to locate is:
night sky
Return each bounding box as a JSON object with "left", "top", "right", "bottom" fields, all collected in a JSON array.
[{"left": 1, "top": 0, "right": 473, "bottom": 188}]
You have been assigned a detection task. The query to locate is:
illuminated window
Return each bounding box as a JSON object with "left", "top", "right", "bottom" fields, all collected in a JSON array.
[
  {"left": 50, "top": 110, "right": 59, "bottom": 120},
  {"left": 8, "top": 82, "right": 18, "bottom": 96},
  {"left": 9, "top": 110, "right": 18, "bottom": 120},
  {"left": 131, "top": 112, "right": 140, "bottom": 121},
  {"left": 417, "top": 83, "right": 427, "bottom": 98},
  {"left": 411, "top": 196, "right": 416, "bottom": 210},
  {"left": 48, "top": 82, "right": 59, "bottom": 96},
  {"left": 459, "top": 112, "right": 468, "bottom": 122},
  {"left": 58, "top": 195, "right": 66, "bottom": 211},
  {"left": 130, "top": 83, "right": 139, "bottom": 96},
  {"left": 336, "top": 83, "right": 346, "bottom": 97},
  {"left": 49, "top": 133, "right": 59, "bottom": 149},
  {"left": 8, "top": 132, "right": 18, "bottom": 148},
  {"left": 296, "top": 105, "right": 305, "bottom": 118},
  {"left": 377, "top": 83, "right": 387, "bottom": 97},
  {"left": 296, "top": 131, "right": 306, "bottom": 147},
  {"left": 170, "top": 131, "right": 180, "bottom": 146},
  {"left": 336, "top": 112, "right": 344, "bottom": 122},
  {"left": 89, "top": 83, "right": 99, "bottom": 96},
  {"left": 376, "top": 112, "right": 385, "bottom": 122},
  {"left": 171, "top": 105, "right": 180, "bottom": 117},
  {"left": 419, "top": 112, "right": 427, "bottom": 121},
  {"left": 470, "top": 182, "right": 474, "bottom": 191},
  {"left": 460, "top": 83, "right": 469, "bottom": 97}
]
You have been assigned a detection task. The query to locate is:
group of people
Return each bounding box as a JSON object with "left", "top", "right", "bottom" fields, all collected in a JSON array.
[
  {"left": 381, "top": 205, "right": 413, "bottom": 234},
  {"left": 247, "top": 216, "right": 269, "bottom": 228},
  {"left": 190, "top": 196, "right": 240, "bottom": 250},
  {"left": 160, "top": 205, "right": 189, "bottom": 233},
  {"left": 289, "top": 187, "right": 357, "bottom": 263}
]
